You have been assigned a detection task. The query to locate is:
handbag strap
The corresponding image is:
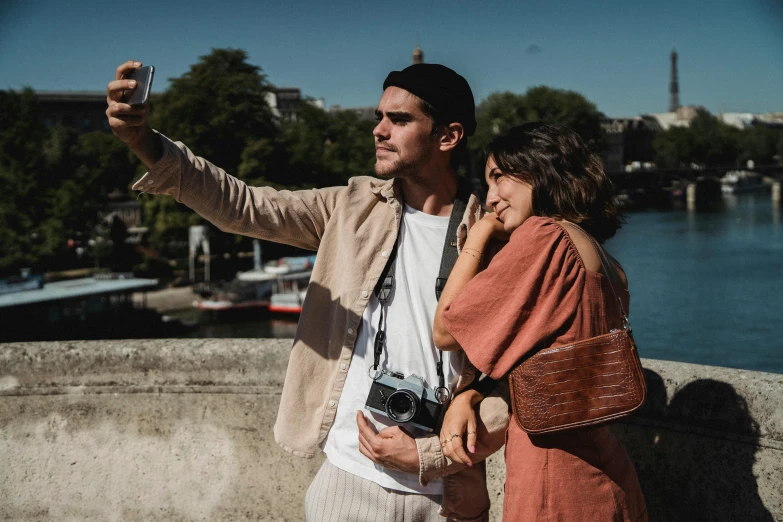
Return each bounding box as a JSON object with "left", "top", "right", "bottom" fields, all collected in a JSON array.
[{"left": 562, "top": 221, "right": 631, "bottom": 331}]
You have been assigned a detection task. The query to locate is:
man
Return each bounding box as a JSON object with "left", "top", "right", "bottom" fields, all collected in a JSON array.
[{"left": 106, "top": 61, "right": 509, "bottom": 522}]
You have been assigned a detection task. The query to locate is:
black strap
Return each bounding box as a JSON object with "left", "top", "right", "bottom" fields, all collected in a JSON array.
[
  {"left": 435, "top": 177, "right": 472, "bottom": 300},
  {"left": 373, "top": 236, "right": 399, "bottom": 301},
  {"left": 371, "top": 178, "right": 473, "bottom": 395},
  {"left": 372, "top": 227, "right": 400, "bottom": 372}
]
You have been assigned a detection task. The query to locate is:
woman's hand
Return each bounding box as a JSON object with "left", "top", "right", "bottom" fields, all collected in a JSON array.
[
  {"left": 434, "top": 212, "right": 509, "bottom": 351},
  {"left": 476, "top": 213, "right": 511, "bottom": 241},
  {"left": 439, "top": 390, "right": 482, "bottom": 467}
]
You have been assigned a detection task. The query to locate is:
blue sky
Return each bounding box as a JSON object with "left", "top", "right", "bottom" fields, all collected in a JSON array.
[{"left": 1, "top": 0, "right": 781, "bottom": 117}]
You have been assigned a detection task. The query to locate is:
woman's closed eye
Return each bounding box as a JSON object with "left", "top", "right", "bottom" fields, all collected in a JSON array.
[{"left": 488, "top": 169, "right": 507, "bottom": 184}]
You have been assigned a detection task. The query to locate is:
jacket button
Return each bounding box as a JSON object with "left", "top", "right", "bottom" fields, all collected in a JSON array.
[
  {"left": 381, "top": 251, "right": 388, "bottom": 257},
  {"left": 347, "top": 328, "right": 354, "bottom": 334},
  {"left": 328, "top": 400, "right": 336, "bottom": 408},
  {"left": 361, "top": 290, "right": 369, "bottom": 298}
]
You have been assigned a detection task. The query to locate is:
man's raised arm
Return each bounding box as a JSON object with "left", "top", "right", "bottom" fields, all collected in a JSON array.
[{"left": 106, "top": 60, "right": 341, "bottom": 251}]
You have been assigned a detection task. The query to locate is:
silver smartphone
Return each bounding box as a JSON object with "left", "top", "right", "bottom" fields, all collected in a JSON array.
[{"left": 124, "top": 65, "right": 154, "bottom": 106}]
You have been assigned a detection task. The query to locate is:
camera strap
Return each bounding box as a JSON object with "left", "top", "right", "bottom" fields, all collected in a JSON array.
[{"left": 371, "top": 178, "right": 473, "bottom": 396}]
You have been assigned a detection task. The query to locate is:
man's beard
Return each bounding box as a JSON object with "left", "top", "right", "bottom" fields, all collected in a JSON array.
[
  {"left": 375, "top": 157, "right": 418, "bottom": 179},
  {"left": 374, "top": 149, "right": 430, "bottom": 181}
]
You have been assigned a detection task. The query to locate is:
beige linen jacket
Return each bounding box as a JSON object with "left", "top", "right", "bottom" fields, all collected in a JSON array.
[{"left": 132, "top": 133, "right": 510, "bottom": 522}]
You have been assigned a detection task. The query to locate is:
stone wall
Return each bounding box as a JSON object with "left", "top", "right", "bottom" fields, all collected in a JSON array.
[{"left": 1, "top": 339, "right": 781, "bottom": 521}]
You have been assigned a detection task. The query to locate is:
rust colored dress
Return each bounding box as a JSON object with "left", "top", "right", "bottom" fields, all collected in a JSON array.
[{"left": 442, "top": 217, "right": 647, "bottom": 522}]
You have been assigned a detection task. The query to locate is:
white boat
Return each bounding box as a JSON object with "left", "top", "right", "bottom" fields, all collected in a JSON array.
[
  {"left": 720, "top": 171, "right": 768, "bottom": 195},
  {"left": 195, "top": 256, "right": 313, "bottom": 314},
  {"left": 263, "top": 255, "right": 316, "bottom": 275},
  {"left": 268, "top": 270, "right": 311, "bottom": 314},
  {"left": 195, "top": 274, "right": 275, "bottom": 311}
]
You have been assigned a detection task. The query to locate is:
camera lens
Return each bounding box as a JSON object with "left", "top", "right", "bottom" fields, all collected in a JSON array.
[{"left": 385, "top": 390, "right": 419, "bottom": 423}]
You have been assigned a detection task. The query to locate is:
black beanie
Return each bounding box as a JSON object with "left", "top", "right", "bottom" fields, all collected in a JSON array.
[{"left": 383, "top": 63, "right": 477, "bottom": 137}]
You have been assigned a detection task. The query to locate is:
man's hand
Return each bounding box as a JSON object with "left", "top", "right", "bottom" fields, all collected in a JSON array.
[
  {"left": 105, "top": 60, "right": 163, "bottom": 168},
  {"left": 356, "top": 412, "right": 419, "bottom": 473}
]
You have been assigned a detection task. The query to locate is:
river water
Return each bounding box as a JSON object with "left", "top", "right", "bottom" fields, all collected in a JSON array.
[
  {"left": 175, "top": 192, "right": 783, "bottom": 374},
  {"left": 605, "top": 193, "right": 783, "bottom": 374}
]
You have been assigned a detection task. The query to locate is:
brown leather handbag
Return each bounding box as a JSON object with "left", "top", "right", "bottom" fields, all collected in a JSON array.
[{"left": 508, "top": 222, "right": 647, "bottom": 435}]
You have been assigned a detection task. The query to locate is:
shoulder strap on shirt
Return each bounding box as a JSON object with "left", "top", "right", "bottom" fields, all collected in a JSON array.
[
  {"left": 373, "top": 177, "right": 473, "bottom": 302},
  {"left": 370, "top": 176, "right": 474, "bottom": 398},
  {"left": 435, "top": 177, "right": 473, "bottom": 301}
]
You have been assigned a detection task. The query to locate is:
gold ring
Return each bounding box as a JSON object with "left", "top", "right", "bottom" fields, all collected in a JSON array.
[{"left": 452, "top": 433, "right": 462, "bottom": 439}]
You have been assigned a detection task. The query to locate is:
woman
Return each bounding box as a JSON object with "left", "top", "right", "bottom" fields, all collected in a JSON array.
[{"left": 433, "top": 122, "right": 647, "bottom": 521}]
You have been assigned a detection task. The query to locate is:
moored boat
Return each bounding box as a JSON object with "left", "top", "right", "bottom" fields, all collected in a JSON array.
[
  {"left": 720, "top": 170, "right": 768, "bottom": 195},
  {"left": 268, "top": 270, "right": 311, "bottom": 314},
  {"left": 194, "top": 255, "right": 314, "bottom": 314}
]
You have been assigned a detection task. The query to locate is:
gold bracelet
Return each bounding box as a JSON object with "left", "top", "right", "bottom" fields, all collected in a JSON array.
[
  {"left": 461, "top": 250, "right": 482, "bottom": 265},
  {"left": 462, "top": 247, "right": 483, "bottom": 257},
  {"left": 461, "top": 247, "right": 484, "bottom": 268}
]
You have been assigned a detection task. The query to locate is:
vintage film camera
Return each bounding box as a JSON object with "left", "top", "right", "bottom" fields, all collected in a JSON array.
[{"left": 365, "top": 370, "right": 446, "bottom": 432}]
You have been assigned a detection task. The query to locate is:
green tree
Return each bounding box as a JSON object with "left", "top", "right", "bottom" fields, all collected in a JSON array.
[
  {"left": 236, "top": 102, "right": 376, "bottom": 190},
  {"left": 689, "top": 110, "right": 740, "bottom": 167},
  {"left": 470, "top": 92, "right": 528, "bottom": 158},
  {"left": 268, "top": 103, "right": 375, "bottom": 188},
  {"left": 653, "top": 110, "right": 740, "bottom": 169},
  {"left": 39, "top": 126, "right": 134, "bottom": 271},
  {"left": 151, "top": 48, "right": 277, "bottom": 174},
  {"left": 233, "top": 102, "right": 377, "bottom": 261},
  {"left": 75, "top": 131, "right": 139, "bottom": 195},
  {"left": 652, "top": 126, "right": 695, "bottom": 170},
  {"left": 471, "top": 87, "right": 604, "bottom": 161},
  {"left": 738, "top": 125, "right": 783, "bottom": 166},
  {"left": 523, "top": 86, "right": 604, "bottom": 149},
  {"left": 238, "top": 136, "right": 286, "bottom": 188},
  {"left": 0, "top": 88, "right": 50, "bottom": 274},
  {"left": 0, "top": 91, "right": 121, "bottom": 275},
  {"left": 141, "top": 48, "right": 279, "bottom": 257},
  {"left": 321, "top": 108, "right": 376, "bottom": 184},
  {"left": 777, "top": 133, "right": 783, "bottom": 167},
  {"left": 274, "top": 102, "right": 333, "bottom": 187}
]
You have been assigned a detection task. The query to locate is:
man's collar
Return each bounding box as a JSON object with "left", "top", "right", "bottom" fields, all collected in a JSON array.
[{"left": 369, "top": 177, "right": 400, "bottom": 203}]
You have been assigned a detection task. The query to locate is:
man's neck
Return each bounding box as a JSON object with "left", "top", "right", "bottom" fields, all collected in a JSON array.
[{"left": 400, "top": 169, "right": 457, "bottom": 217}]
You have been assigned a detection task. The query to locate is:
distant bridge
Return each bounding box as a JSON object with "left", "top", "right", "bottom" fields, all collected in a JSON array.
[
  {"left": 606, "top": 166, "right": 783, "bottom": 210},
  {"left": 608, "top": 165, "right": 783, "bottom": 187}
]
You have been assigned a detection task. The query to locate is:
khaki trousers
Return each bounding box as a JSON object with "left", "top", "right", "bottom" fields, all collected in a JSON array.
[{"left": 304, "top": 460, "right": 448, "bottom": 522}]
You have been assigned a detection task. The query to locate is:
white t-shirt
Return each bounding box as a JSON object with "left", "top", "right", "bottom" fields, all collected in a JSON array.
[{"left": 320, "top": 204, "right": 465, "bottom": 494}]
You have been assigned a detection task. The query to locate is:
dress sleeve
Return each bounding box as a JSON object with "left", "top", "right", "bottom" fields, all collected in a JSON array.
[{"left": 441, "top": 217, "right": 586, "bottom": 379}]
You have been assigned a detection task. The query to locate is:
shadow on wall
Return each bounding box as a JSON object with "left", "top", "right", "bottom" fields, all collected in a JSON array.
[{"left": 613, "top": 370, "right": 774, "bottom": 522}]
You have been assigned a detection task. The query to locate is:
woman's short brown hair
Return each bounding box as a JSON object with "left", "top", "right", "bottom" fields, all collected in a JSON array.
[{"left": 486, "top": 122, "right": 623, "bottom": 243}]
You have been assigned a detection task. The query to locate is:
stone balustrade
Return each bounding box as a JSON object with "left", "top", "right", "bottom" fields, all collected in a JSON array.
[{"left": 1, "top": 339, "right": 781, "bottom": 521}]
